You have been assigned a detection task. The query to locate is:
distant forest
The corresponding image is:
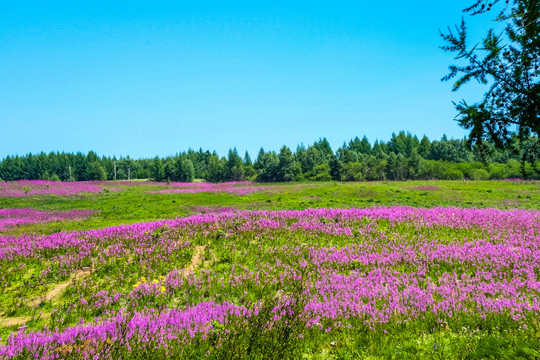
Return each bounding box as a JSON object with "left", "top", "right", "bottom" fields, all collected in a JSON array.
[{"left": 1, "top": 132, "right": 539, "bottom": 182}]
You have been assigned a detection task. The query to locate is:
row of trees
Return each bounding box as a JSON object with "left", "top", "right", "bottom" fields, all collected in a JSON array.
[{"left": 0, "top": 132, "right": 538, "bottom": 183}]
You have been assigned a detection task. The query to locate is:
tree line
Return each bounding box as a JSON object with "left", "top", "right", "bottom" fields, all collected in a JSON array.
[{"left": 0, "top": 132, "right": 538, "bottom": 183}]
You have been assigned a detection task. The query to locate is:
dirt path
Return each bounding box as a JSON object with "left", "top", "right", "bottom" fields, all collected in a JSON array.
[
  {"left": 0, "top": 312, "right": 51, "bottom": 328},
  {"left": 1, "top": 271, "right": 91, "bottom": 328},
  {"left": 27, "top": 270, "right": 91, "bottom": 307},
  {"left": 0, "top": 316, "right": 32, "bottom": 327},
  {"left": 2, "top": 248, "right": 215, "bottom": 328},
  {"left": 182, "top": 245, "right": 206, "bottom": 277}
]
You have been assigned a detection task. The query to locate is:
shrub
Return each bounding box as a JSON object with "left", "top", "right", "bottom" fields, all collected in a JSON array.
[
  {"left": 506, "top": 159, "right": 522, "bottom": 178},
  {"left": 305, "top": 164, "right": 332, "bottom": 182},
  {"left": 469, "top": 169, "right": 489, "bottom": 181},
  {"left": 488, "top": 163, "right": 509, "bottom": 179},
  {"left": 444, "top": 168, "right": 464, "bottom": 180},
  {"left": 342, "top": 162, "right": 365, "bottom": 181}
]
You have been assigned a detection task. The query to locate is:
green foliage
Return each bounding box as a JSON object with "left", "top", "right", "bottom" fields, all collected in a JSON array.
[
  {"left": 226, "top": 148, "right": 244, "bottom": 181},
  {"left": 87, "top": 161, "right": 107, "bottom": 181},
  {"left": 256, "top": 151, "right": 280, "bottom": 182},
  {"left": 304, "top": 163, "right": 332, "bottom": 181},
  {"left": 1, "top": 133, "right": 539, "bottom": 184},
  {"left": 471, "top": 336, "right": 540, "bottom": 360},
  {"left": 178, "top": 159, "right": 195, "bottom": 182},
  {"left": 489, "top": 163, "right": 510, "bottom": 179},
  {"left": 116, "top": 168, "right": 127, "bottom": 180},
  {"left": 204, "top": 155, "right": 226, "bottom": 183},
  {"left": 469, "top": 168, "right": 490, "bottom": 180},
  {"left": 444, "top": 168, "right": 465, "bottom": 180},
  {"left": 207, "top": 284, "right": 308, "bottom": 359},
  {"left": 441, "top": 0, "right": 540, "bottom": 167},
  {"left": 342, "top": 162, "right": 366, "bottom": 181}
]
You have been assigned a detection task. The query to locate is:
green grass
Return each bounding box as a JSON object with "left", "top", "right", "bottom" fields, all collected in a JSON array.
[
  {"left": 0, "top": 180, "right": 538, "bottom": 235},
  {"left": 1, "top": 180, "right": 540, "bottom": 359}
]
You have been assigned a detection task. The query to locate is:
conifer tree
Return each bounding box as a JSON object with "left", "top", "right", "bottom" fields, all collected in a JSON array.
[{"left": 441, "top": 0, "right": 540, "bottom": 172}]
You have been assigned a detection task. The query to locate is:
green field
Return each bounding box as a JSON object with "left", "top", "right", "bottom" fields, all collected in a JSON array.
[
  {"left": 1, "top": 180, "right": 538, "bottom": 235},
  {"left": 1, "top": 180, "right": 540, "bottom": 359}
]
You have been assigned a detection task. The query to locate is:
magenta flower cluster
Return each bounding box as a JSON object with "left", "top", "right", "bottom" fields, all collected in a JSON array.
[
  {"left": 0, "top": 302, "right": 244, "bottom": 359},
  {"left": 0, "top": 208, "right": 94, "bottom": 232},
  {"left": 1, "top": 206, "right": 539, "bottom": 357},
  {"left": 0, "top": 180, "right": 268, "bottom": 198},
  {"left": 0, "top": 181, "right": 103, "bottom": 197},
  {"left": 147, "top": 181, "right": 268, "bottom": 195}
]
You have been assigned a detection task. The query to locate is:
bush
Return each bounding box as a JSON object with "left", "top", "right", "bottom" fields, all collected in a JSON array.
[
  {"left": 444, "top": 168, "right": 464, "bottom": 180},
  {"left": 506, "top": 159, "right": 522, "bottom": 178},
  {"left": 488, "top": 163, "right": 509, "bottom": 179},
  {"left": 423, "top": 160, "right": 447, "bottom": 179},
  {"left": 469, "top": 169, "right": 489, "bottom": 181},
  {"left": 342, "top": 162, "right": 365, "bottom": 181},
  {"left": 305, "top": 164, "right": 332, "bottom": 182}
]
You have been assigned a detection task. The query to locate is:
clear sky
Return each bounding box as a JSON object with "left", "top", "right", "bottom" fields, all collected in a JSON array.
[{"left": 1, "top": 1, "right": 495, "bottom": 159}]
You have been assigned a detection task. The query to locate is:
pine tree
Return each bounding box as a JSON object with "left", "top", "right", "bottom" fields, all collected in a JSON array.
[{"left": 441, "top": 0, "right": 540, "bottom": 173}]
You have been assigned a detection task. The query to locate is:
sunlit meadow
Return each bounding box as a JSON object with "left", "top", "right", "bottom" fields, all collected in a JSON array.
[{"left": 0, "top": 180, "right": 539, "bottom": 359}]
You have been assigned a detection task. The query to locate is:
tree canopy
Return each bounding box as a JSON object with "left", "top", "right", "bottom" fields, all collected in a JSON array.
[
  {"left": 1, "top": 132, "right": 539, "bottom": 183},
  {"left": 441, "top": 0, "right": 539, "bottom": 170}
]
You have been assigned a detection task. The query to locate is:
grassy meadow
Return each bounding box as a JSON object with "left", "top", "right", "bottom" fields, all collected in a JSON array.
[
  {"left": 0, "top": 180, "right": 538, "bottom": 235},
  {"left": 0, "top": 180, "right": 539, "bottom": 359}
]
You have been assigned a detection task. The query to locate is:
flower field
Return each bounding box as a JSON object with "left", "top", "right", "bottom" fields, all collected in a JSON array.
[
  {"left": 1, "top": 204, "right": 539, "bottom": 359},
  {"left": 0, "top": 209, "right": 94, "bottom": 232},
  {"left": 0, "top": 180, "right": 268, "bottom": 199},
  {"left": 146, "top": 181, "right": 268, "bottom": 195},
  {"left": 0, "top": 181, "right": 104, "bottom": 198}
]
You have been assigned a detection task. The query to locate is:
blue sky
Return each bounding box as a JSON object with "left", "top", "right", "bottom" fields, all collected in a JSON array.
[{"left": 1, "top": 1, "right": 495, "bottom": 158}]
